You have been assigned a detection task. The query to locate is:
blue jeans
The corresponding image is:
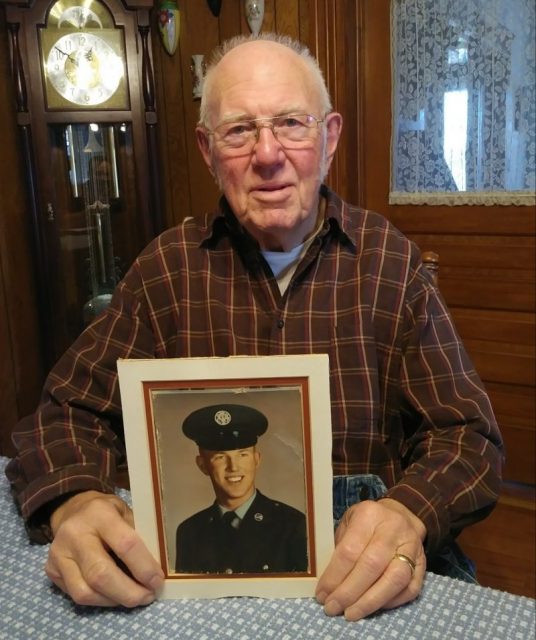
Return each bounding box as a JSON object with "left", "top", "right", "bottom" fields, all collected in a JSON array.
[{"left": 332, "top": 474, "right": 478, "bottom": 584}]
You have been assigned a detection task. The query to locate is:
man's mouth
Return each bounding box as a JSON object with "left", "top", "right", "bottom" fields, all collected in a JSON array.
[
  {"left": 250, "top": 184, "right": 292, "bottom": 202},
  {"left": 226, "top": 475, "right": 244, "bottom": 483},
  {"left": 254, "top": 182, "right": 291, "bottom": 192}
]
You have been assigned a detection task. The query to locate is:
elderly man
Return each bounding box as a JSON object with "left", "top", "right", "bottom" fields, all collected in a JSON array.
[
  {"left": 6, "top": 33, "right": 502, "bottom": 621},
  {"left": 175, "top": 404, "right": 307, "bottom": 574}
]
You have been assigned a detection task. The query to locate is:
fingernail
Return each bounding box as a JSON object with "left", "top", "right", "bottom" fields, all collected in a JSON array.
[
  {"left": 324, "top": 599, "right": 343, "bottom": 617},
  {"left": 141, "top": 592, "right": 156, "bottom": 606},
  {"left": 316, "top": 590, "right": 327, "bottom": 604}
]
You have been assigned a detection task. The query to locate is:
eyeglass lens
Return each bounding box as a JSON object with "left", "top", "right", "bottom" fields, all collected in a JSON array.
[{"left": 213, "top": 114, "right": 322, "bottom": 151}]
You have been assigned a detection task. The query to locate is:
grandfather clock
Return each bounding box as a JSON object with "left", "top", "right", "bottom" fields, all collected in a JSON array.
[{"left": 2, "top": 0, "right": 162, "bottom": 367}]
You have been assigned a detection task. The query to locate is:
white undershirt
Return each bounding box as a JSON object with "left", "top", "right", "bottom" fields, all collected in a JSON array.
[
  {"left": 261, "top": 223, "right": 322, "bottom": 294},
  {"left": 262, "top": 244, "right": 304, "bottom": 293}
]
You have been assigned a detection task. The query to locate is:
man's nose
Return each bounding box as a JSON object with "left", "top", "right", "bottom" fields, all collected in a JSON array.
[
  {"left": 252, "top": 124, "right": 284, "bottom": 163},
  {"left": 226, "top": 455, "right": 239, "bottom": 471}
]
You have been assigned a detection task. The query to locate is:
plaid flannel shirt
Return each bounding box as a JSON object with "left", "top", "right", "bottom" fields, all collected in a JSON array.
[{"left": 6, "top": 186, "right": 503, "bottom": 552}]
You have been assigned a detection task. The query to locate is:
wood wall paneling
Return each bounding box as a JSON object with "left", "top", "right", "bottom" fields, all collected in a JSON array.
[
  {"left": 307, "top": 0, "right": 360, "bottom": 204},
  {"left": 486, "top": 382, "right": 535, "bottom": 485},
  {"left": 459, "top": 497, "right": 536, "bottom": 597},
  {"left": 450, "top": 308, "right": 535, "bottom": 345}
]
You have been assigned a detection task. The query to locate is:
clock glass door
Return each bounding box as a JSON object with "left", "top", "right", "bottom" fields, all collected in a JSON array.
[{"left": 47, "top": 122, "right": 143, "bottom": 350}]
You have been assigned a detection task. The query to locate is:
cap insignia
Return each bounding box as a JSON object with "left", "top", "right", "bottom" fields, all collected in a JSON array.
[{"left": 214, "top": 409, "right": 232, "bottom": 426}]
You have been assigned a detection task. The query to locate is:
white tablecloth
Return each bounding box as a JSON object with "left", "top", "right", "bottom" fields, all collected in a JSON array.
[{"left": 1, "top": 457, "right": 534, "bottom": 639}]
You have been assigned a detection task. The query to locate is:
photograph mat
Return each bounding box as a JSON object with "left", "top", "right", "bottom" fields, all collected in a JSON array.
[{"left": 118, "top": 354, "right": 333, "bottom": 599}]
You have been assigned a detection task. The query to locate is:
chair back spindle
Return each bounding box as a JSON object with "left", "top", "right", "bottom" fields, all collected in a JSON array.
[{"left": 422, "top": 250, "right": 439, "bottom": 286}]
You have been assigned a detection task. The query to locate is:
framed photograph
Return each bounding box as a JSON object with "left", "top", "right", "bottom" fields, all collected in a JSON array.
[{"left": 118, "top": 354, "right": 334, "bottom": 599}]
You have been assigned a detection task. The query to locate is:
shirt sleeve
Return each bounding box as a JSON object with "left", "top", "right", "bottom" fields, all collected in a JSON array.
[
  {"left": 383, "top": 266, "right": 504, "bottom": 554},
  {"left": 5, "top": 270, "right": 156, "bottom": 543}
]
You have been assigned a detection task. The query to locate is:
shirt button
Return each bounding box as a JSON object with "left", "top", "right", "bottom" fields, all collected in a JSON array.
[
  {"left": 277, "top": 319, "right": 284, "bottom": 329},
  {"left": 262, "top": 564, "right": 269, "bottom": 571}
]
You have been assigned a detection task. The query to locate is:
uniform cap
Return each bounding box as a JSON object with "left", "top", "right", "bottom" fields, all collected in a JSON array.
[{"left": 182, "top": 403, "right": 268, "bottom": 450}]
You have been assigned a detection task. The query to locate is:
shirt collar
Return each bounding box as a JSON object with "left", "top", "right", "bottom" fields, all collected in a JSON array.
[
  {"left": 318, "top": 184, "right": 357, "bottom": 249},
  {"left": 199, "top": 184, "right": 356, "bottom": 252},
  {"left": 218, "top": 490, "right": 257, "bottom": 520}
]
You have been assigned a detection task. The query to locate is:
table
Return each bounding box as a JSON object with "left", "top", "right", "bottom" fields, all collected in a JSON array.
[{"left": 1, "top": 457, "right": 534, "bottom": 639}]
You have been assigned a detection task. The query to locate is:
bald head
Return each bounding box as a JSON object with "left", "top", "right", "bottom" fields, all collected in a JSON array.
[{"left": 199, "top": 34, "right": 332, "bottom": 128}]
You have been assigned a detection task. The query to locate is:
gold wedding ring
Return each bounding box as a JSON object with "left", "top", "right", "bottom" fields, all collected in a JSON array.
[{"left": 392, "top": 552, "right": 416, "bottom": 577}]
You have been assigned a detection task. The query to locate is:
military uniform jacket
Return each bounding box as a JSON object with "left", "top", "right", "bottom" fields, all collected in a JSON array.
[{"left": 175, "top": 491, "right": 307, "bottom": 574}]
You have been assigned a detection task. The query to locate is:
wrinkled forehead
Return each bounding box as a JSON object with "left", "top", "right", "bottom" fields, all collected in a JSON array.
[{"left": 206, "top": 41, "right": 321, "bottom": 122}]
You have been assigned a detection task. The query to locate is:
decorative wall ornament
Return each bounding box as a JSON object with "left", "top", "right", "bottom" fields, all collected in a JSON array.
[
  {"left": 245, "top": 0, "right": 264, "bottom": 36},
  {"left": 157, "top": 0, "right": 180, "bottom": 56},
  {"left": 190, "top": 54, "right": 206, "bottom": 100},
  {"left": 206, "top": 0, "right": 222, "bottom": 16}
]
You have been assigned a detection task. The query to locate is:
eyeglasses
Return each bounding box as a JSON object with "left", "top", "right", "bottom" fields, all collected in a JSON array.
[{"left": 205, "top": 113, "right": 325, "bottom": 155}]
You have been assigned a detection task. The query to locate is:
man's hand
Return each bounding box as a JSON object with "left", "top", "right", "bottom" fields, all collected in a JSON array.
[
  {"left": 45, "top": 491, "right": 164, "bottom": 607},
  {"left": 315, "top": 498, "right": 427, "bottom": 621}
]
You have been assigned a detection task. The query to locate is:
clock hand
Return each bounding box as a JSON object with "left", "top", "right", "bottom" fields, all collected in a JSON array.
[{"left": 54, "top": 46, "right": 79, "bottom": 66}]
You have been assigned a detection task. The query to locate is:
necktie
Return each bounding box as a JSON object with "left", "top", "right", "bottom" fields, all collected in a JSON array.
[{"left": 221, "top": 511, "right": 240, "bottom": 530}]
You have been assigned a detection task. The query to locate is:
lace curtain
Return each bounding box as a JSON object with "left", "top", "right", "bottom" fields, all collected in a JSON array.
[{"left": 390, "top": 0, "right": 536, "bottom": 205}]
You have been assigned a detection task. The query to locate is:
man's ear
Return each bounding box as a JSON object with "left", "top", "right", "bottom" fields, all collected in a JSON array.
[
  {"left": 196, "top": 127, "right": 215, "bottom": 176},
  {"left": 196, "top": 454, "right": 210, "bottom": 476},
  {"left": 323, "top": 112, "right": 343, "bottom": 171}
]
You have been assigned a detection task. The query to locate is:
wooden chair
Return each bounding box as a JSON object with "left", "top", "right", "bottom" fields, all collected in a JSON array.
[{"left": 422, "top": 250, "right": 439, "bottom": 286}]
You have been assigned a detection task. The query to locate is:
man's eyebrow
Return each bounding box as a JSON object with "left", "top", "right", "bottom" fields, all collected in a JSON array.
[
  {"left": 216, "top": 113, "right": 250, "bottom": 125},
  {"left": 216, "top": 109, "right": 308, "bottom": 125}
]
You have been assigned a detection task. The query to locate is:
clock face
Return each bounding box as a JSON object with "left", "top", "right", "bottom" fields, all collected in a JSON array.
[
  {"left": 46, "top": 32, "right": 124, "bottom": 106},
  {"left": 40, "top": 26, "right": 130, "bottom": 110}
]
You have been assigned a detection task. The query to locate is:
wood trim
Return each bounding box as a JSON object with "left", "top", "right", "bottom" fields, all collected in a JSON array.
[{"left": 308, "top": 0, "right": 362, "bottom": 205}]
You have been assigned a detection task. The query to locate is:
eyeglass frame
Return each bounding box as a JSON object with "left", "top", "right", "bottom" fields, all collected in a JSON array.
[{"left": 201, "top": 113, "right": 327, "bottom": 152}]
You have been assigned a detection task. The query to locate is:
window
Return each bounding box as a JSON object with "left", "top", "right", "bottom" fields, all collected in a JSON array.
[{"left": 390, "top": 0, "right": 535, "bottom": 205}]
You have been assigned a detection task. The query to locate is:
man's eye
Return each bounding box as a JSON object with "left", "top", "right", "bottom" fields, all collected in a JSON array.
[
  {"left": 225, "top": 123, "right": 253, "bottom": 137},
  {"left": 281, "top": 116, "right": 305, "bottom": 128}
]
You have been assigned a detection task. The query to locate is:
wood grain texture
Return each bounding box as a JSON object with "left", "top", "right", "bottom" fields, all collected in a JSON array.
[{"left": 459, "top": 491, "right": 536, "bottom": 598}]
